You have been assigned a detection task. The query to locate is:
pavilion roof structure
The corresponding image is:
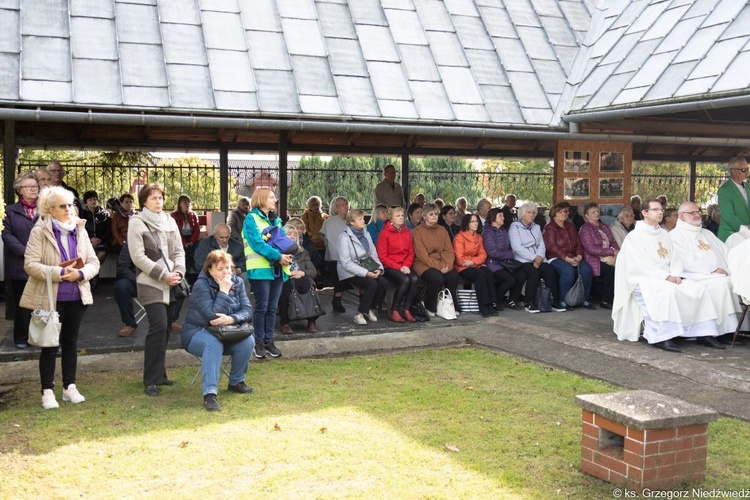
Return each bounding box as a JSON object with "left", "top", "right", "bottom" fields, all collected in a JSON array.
[{"left": 0, "top": 0, "right": 749, "bottom": 160}]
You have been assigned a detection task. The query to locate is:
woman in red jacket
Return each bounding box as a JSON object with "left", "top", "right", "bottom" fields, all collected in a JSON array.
[
  {"left": 454, "top": 214, "right": 498, "bottom": 318},
  {"left": 170, "top": 194, "right": 201, "bottom": 329},
  {"left": 376, "top": 207, "right": 418, "bottom": 323}
]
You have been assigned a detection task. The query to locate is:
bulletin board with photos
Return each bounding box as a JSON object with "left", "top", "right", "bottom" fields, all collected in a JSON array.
[{"left": 554, "top": 141, "right": 632, "bottom": 213}]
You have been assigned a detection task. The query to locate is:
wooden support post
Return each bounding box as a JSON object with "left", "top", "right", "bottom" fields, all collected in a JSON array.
[
  {"left": 219, "top": 147, "right": 229, "bottom": 214},
  {"left": 279, "top": 130, "right": 289, "bottom": 218}
]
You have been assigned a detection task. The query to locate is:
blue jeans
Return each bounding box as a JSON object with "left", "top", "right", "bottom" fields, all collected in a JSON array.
[
  {"left": 250, "top": 277, "right": 284, "bottom": 345},
  {"left": 185, "top": 329, "right": 255, "bottom": 396},
  {"left": 550, "top": 258, "right": 593, "bottom": 305}
]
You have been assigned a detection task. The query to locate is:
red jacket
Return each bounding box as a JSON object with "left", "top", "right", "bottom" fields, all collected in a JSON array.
[
  {"left": 376, "top": 220, "right": 414, "bottom": 270},
  {"left": 171, "top": 210, "right": 201, "bottom": 247},
  {"left": 453, "top": 230, "right": 487, "bottom": 272},
  {"left": 543, "top": 220, "right": 583, "bottom": 260}
]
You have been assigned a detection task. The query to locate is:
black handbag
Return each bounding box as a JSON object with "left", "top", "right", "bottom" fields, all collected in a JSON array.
[
  {"left": 536, "top": 279, "right": 553, "bottom": 312},
  {"left": 288, "top": 278, "right": 326, "bottom": 322},
  {"left": 207, "top": 323, "right": 254, "bottom": 343},
  {"left": 409, "top": 301, "right": 430, "bottom": 322},
  {"left": 500, "top": 259, "right": 523, "bottom": 273},
  {"left": 564, "top": 265, "right": 585, "bottom": 307}
]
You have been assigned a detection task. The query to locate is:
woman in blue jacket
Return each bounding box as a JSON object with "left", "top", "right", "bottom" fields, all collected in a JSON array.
[{"left": 183, "top": 250, "right": 254, "bottom": 412}]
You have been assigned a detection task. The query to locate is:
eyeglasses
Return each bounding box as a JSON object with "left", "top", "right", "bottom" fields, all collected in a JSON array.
[
  {"left": 647, "top": 208, "right": 664, "bottom": 212},
  {"left": 680, "top": 210, "right": 702, "bottom": 216},
  {"left": 19, "top": 185, "right": 38, "bottom": 190},
  {"left": 732, "top": 168, "right": 749, "bottom": 173},
  {"left": 57, "top": 203, "right": 76, "bottom": 209}
]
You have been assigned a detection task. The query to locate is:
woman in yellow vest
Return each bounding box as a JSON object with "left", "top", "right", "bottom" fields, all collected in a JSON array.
[{"left": 243, "top": 188, "right": 292, "bottom": 359}]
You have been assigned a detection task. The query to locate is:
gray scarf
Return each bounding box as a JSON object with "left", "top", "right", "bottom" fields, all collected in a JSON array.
[{"left": 139, "top": 207, "right": 168, "bottom": 231}]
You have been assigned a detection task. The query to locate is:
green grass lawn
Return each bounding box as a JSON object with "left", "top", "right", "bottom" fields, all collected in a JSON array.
[{"left": 0, "top": 348, "right": 748, "bottom": 498}]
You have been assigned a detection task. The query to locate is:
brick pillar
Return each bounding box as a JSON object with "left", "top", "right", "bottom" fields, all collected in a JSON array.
[{"left": 576, "top": 390, "right": 716, "bottom": 492}]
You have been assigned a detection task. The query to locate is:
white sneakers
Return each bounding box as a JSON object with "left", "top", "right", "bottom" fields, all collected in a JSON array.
[
  {"left": 367, "top": 310, "right": 378, "bottom": 322},
  {"left": 42, "top": 385, "right": 86, "bottom": 409},
  {"left": 353, "top": 313, "right": 367, "bottom": 325},
  {"left": 41, "top": 389, "right": 59, "bottom": 409},
  {"left": 62, "top": 384, "right": 86, "bottom": 404}
]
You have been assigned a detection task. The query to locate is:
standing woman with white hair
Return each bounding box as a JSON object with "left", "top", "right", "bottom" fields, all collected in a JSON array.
[
  {"left": 320, "top": 196, "right": 350, "bottom": 313},
  {"left": 509, "top": 201, "right": 565, "bottom": 313},
  {"left": 21, "top": 186, "right": 100, "bottom": 408}
]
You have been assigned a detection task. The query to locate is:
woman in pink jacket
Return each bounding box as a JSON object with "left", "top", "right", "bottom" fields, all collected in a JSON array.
[
  {"left": 578, "top": 202, "right": 619, "bottom": 309},
  {"left": 376, "top": 207, "right": 418, "bottom": 323}
]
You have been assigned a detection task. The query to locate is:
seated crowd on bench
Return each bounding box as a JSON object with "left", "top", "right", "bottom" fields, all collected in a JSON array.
[{"left": 3, "top": 160, "right": 748, "bottom": 411}]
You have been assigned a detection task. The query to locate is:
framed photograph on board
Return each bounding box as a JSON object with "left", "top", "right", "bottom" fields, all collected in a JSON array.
[
  {"left": 599, "top": 203, "right": 623, "bottom": 225},
  {"left": 599, "top": 177, "right": 624, "bottom": 199},
  {"left": 564, "top": 178, "right": 590, "bottom": 199},
  {"left": 599, "top": 152, "right": 624, "bottom": 173},
  {"left": 564, "top": 151, "right": 590, "bottom": 173}
]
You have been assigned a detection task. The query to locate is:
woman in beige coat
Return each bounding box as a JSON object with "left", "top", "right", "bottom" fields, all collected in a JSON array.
[{"left": 21, "top": 186, "right": 100, "bottom": 409}]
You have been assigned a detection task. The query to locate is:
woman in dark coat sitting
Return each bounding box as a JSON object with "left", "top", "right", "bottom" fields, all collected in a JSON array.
[
  {"left": 482, "top": 207, "right": 527, "bottom": 311},
  {"left": 182, "top": 250, "right": 255, "bottom": 412},
  {"left": 278, "top": 222, "right": 321, "bottom": 334}
]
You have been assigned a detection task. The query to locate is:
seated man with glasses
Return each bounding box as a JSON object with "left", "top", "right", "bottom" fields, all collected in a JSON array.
[
  {"left": 612, "top": 199, "right": 720, "bottom": 353},
  {"left": 717, "top": 156, "right": 750, "bottom": 242},
  {"left": 670, "top": 202, "right": 742, "bottom": 347}
]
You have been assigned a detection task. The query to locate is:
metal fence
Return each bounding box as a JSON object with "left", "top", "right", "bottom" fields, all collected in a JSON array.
[{"left": 16, "top": 160, "right": 728, "bottom": 215}]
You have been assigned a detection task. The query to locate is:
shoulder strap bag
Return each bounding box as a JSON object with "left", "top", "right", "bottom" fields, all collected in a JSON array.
[
  {"left": 347, "top": 232, "right": 380, "bottom": 272},
  {"left": 29, "top": 267, "right": 62, "bottom": 347},
  {"left": 146, "top": 225, "right": 190, "bottom": 299},
  {"left": 564, "top": 264, "right": 585, "bottom": 307}
]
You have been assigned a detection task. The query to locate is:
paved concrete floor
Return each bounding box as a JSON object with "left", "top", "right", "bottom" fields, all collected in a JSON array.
[{"left": 2, "top": 279, "right": 749, "bottom": 421}]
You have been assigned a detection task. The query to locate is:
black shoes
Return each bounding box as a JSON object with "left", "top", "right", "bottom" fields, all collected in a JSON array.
[
  {"left": 265, "top": 342, "right": 282, "bottom": 358},
  {"left": 655, "top": 340, "right": 682, "bottom": 353},
  {"left": 493, "top": 303, "right": 504, "bottom": 312},
  {"left": 332, "top": 296, "right": 346, "bottom": 313},
  {"left": 600, "top": 301, "right": 613, "bottom": 310},
  {"left": 697, "top": 337, "right": 726, "bottom": 350},
  {"left": 144, "top": 384, "right": 161, "bottom": 396},
  {"left": 254, "top": 344, "right": 267, "bottom": 359},
  {"left": 204, "top": 393, "right": 220, "bottom": 411},
  {"left": 228, "top": 382, "right": 254, "bottom": 394},
  {"left": 507, "top": 301, "right": 524, "bottom": 311},
  {"left": 551, "top": 302, "right": 567, "bottom": 312},
  {"left": 158, "top": 379, "right": 176, "bottom": 386},
  {"left": 582, "top": 302, "right": 596, "bottom": 310}
]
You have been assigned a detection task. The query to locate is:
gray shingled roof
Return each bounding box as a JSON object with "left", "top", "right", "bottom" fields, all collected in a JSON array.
[
  {"left": 0, "top": 0, "right": 594, "bottom": 129},
  {"left": 2, "top": 0, "right": 748, "bottom": 132},
  {"left": 567, "top": 0, "right": 750, "bottom": 115}
]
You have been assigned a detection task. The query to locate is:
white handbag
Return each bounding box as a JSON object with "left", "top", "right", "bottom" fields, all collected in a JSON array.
[
  {"left": 28, "top": 268, "right": 61, "bottom": 348},
  {"left": 436, "top": 288, "right": 457, "bottom": 320}
]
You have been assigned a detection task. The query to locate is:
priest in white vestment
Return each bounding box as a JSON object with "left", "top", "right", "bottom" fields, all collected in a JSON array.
[
  {"left": 725, "top": 224, "right": 750, "bottom": 251},
  {"left": 729, "top": 237, "right": 750, "bottom": 308},
  {"left": 612, "top": 199, "right": 719, "bottom": 352},
  {"left": 670, "top": 202, "right": 741, "bottom": 346}
]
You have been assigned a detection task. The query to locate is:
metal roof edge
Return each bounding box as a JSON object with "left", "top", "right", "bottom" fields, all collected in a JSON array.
[
  {"left": 563, "top": 90, "right": 750, "bottom": 123},
  {"left": 2, "top": 106, "right": 749, "bottom": 148}
]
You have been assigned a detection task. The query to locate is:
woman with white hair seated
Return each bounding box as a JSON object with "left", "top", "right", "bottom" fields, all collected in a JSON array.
[
  {"left": 609, "top": 206, "right": 635, "bottom": 248},
  {"left": 509, "top": 201, "right": 566, "bottom": 313}
]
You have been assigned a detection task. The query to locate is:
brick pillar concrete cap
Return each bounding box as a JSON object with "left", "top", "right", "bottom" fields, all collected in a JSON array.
[{"left": 575, "top": 390, "right": 717, "bottom": 430}]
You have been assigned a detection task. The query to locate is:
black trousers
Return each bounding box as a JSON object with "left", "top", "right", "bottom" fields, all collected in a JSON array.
[
  {"left": 39, "top": 300, "right": 87, "bottom": 391},
  {"left": 342, "top": 275, "right": 388, "bottom": 315},
  {"left": 458, "top": 267, "right": 496, "bottom": 306},
  {"left": 143, "top": 302, "right": 175, "bottom": 387},
  {"left": 326, "top": 260, "right": 349, "bottom": 294},
  {"left": 11, "top": 279, "right": 31, "bottom": 344},
  {"left": 383, "top": 268, "right": 419, "bottom": 313},
  {"left": 492, "top": 268, "right": 527, "bottom": 303},
  {"left": 279, "top": 277, "right": 317, "bottom": 324},
  {"left": 520, "top": 262, "right": 560, "bottom": 306},
  {"left": 420, "top": 268, "right": 460, "bottom": 313},
  {"left": 600, "top": 263, "right": 615, "bottom": 303}
]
